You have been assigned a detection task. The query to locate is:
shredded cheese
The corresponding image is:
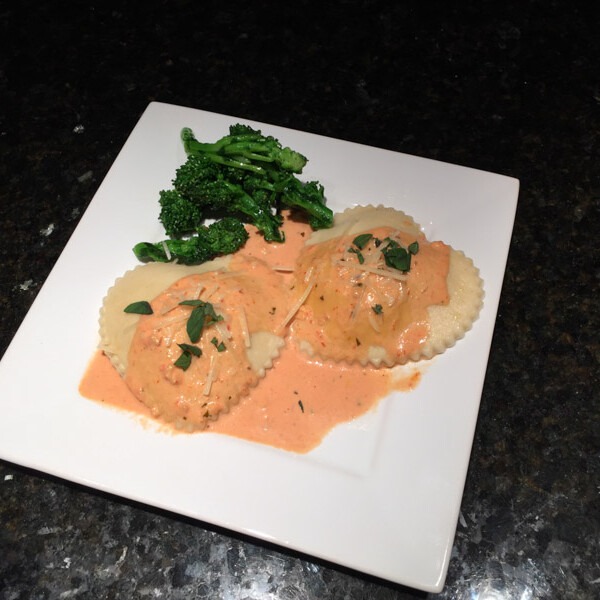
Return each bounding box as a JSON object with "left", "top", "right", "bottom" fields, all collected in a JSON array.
[
  {"left": 203, "top": 354, "right": 217, "bottom": 396},
  {"left": 303, "top": 265, "right": 314, "bottom": 284},
  {"left": 367, "top": 309, "right": 382, "bottom": 333},
  {"left": 278, "top": 278, "right": 316, "bottom": 332},
  {"left": 154, "top": 313, "right": 189, "bottom": 330},
  {"left": 193, "top": 283, "right": 205, "bottom": 299},
  {"left": 334, "top": 260, "right": 409, "bottom": 281},
  {"left": 161, "top": 241, "right": 172, "bottom": 262},
  {"left": 203, "top": 284, "right": 220, "bottom": 300},
  {"left": 350, "top": 284, "right": 368, "bottom": 321},
  {"left": 238, "top": 306, "right": 251, "bottom": 348},
  {"left": 215, "top": 321, "right": 232, "bottom": 340},
  {"left": 159, "top": 300, "right": 184, "bottom": 316}
]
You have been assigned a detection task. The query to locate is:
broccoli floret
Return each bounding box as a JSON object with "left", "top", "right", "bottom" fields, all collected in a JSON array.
[
  {"left": 158, "top": 189, "right": 203, "bottom": 238},
  {"left": 173, "top": 155, "right": 284, "bottom": 242},
  {"left": 133, "top": 217, "right": 249, "bottom": 265},
  {"left": 279, "top": 178, "right": 333, "bottom": 230}
]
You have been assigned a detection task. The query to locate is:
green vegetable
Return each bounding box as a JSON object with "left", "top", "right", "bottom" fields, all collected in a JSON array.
[
  {"left": 211, "top": 337, "right": 226, "bottom": 352},
  {"left": 352, "top": 233, "right": 373, "bottom": 250},
  {"left": 381, "top": 238, "right": 419, "bottom": 272},
  {"left": 123, "top": 301, "right": 153, "bottom": 315},
  {"left": 171, "top": 301, "right": 223, "bottom": 370},
  {"left": 348, "top": 247, "right": 365, "bottom": 264},
  {"left": 171, "top": 153, "right": 285, "bottom": 242},
  {"left": 134, "top": 124, "right": 334, "bottom": 264},
  {"left": 178, "top": 300, "right": 223, "bottom": 343},
  {"left": 157, "top": 189, "right": 204, "bottom": 238},
  {"left": 174, "top": 343, "right": 202, "bottom": 371},
  {"left": 133, "top": 217, "right": 249, "bottom": 265},
  {"left": 408, "top": 241, "right": 419, "bottom": 255},
  {"left": 181, "top": 124, "right": 308, "bottom": 174}
]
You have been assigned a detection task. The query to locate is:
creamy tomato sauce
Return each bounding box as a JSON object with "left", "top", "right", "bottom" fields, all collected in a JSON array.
[
  {"left": 80, "top": 346, "right": 420, "bottom": 452},
  {"left": 79, "top": 212, "right": 431, "bottom": 453}
]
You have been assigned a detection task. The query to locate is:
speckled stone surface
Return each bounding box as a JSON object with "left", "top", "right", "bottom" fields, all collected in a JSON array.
[{"left": 1, "top": 1, "right": 599, "bottom": 598}]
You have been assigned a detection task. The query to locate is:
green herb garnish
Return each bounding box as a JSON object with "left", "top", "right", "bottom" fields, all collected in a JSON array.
[
  {"left": 372, "top": 304, "right": 383, "bottom": 315},
  {"left": 352, "top": 233, "right": 373, "bottom": 250},
  {"left": 211, "top": 337, "right": 227, "bottom": 352},
  {"left": 381, "top": 239, "right": 411, "bottom": 272},
  {"left": 124, "top": 300, "right": 153, "bottom": 315},
  {"left": 174, "top": 343, "right": 202, "bottom": 371},
  {"left": 179, "top": 299, "right": 223, "bottom": 343},
  {"left": 348, "top": 247, "right": 365, "bottom": 264}
]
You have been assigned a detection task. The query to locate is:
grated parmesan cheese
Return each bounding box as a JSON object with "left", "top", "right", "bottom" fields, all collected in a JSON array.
[
  {"left": 203, "top": 354, "right": 217, "bottom": 396},
  {"left": 161, "top": 241, "right": 172, "bottom": 262},
  {"left": 238, "top": 306, "right": 251, "bottom": 347},
  {"left": 334, "top": 260, "right": 409, "bottom": 281},
  {"left": 278, "top": 278, "right": 316, "bottom": 332}
]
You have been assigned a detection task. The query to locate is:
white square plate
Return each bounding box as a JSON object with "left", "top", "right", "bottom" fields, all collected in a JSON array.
[{"left": 0, "top": 102, "right": 518, "bottom": 592}]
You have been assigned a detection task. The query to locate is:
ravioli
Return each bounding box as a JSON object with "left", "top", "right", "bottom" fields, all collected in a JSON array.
[
  {"left": 288, "top": 205, "right": 484, "bottom": 366},
  {"left": 100, "top": 255, "right": 288, "bottom": 431}
]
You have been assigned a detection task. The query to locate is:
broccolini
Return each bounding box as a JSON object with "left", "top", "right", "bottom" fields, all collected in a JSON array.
[
  {"left": 133, "top": 217, "right": 249, "bottom": 265},
  {"left": 134, "top": 123, "right": 333, "bottom": 264}
]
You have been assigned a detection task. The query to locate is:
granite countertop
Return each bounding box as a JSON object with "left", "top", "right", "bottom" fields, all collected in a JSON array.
[{"left": 1, "top": 1, "right": 599, "bottom": 598}]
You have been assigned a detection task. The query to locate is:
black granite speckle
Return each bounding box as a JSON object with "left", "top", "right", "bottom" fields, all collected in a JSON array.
[{"left": 1, "top": 1, "right": 599, "bottom": 598}]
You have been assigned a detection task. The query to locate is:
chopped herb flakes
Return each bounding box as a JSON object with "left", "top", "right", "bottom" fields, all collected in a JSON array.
[
  {"left": 372, "top": 304, "right": 383, "bottom": 315},
  {"left": 347, "top": 232, "right": 419, "bottom": 272},
  {"left": 179, "top": 343, "right": 202, "bottom": 356},
  {"left": 352, "top": 233, "right": 373, "bottom": 250},
  {"left": 179, "top": 299, "right": 222, "bottom": 343},
  {"left": 211, "top": 337, "right": 227, "bottom": 352},
  {"left": 174, "top": 343, "right": 202, "bottom": 371},
  {"left": 171, "top": 299, "right": 225, "bottom": 369},
  {"left": 348, "top": 247, "right": 365, "bottom": 264},
  {"left": 381, "top": 238, "right": 419, "bottom": 272}
]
